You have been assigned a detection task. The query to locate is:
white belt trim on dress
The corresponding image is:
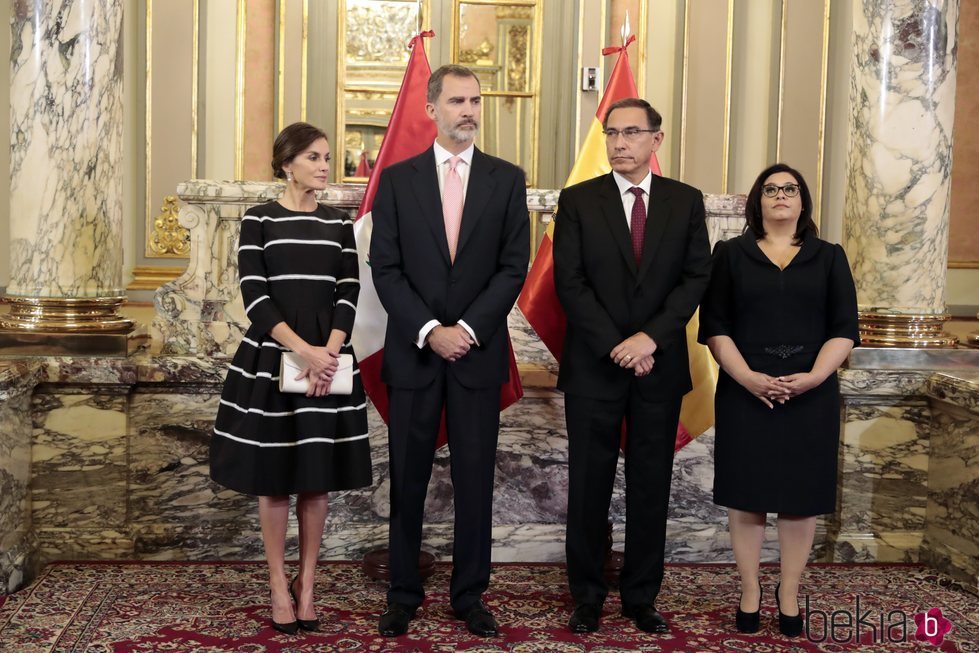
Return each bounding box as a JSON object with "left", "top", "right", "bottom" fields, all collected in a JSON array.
[
  {"left": 241, "top": 337, "right": 287, "bottom": 350},
  {"left": 212, "top": 427, "right": 370, "bottom": 446},
  {"left": 240, "top": 337, "right": 354, "bottom": 352}
]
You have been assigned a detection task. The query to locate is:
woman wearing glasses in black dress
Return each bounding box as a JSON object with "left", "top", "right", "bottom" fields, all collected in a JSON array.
[{"left": 698, "top": 163, "right": 859, "bottom": 637}]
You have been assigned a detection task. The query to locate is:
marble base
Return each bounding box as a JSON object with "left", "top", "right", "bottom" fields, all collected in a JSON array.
[
  {"left": 837, "top": 368, "right": 934, "bottom": 568},
  {"left": 922, "top": 372, "right": 979, "bottom": 595},
  {"left": 0, "top": 362, "right": 41, "bottom": 593},
  {"left": 823, "top": 532, "right": 922, "bottom": 563},
  {"left": 0, "top": 328, "right": 149, "bottom": 357},
  {"left": 849, "top": 346, "right": 979, "bottom": 370},
  {"left": 13, "top": 357, "right": 840, "bottom": 569},
  {"left": 2, "top": 354, "right": 978, "bottom": 594},
  {"left": 0, "top": 531, "right": 39, "bottom": 594}
]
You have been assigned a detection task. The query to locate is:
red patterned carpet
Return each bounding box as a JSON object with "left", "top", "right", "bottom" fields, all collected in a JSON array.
[{"left": 0, "top": 562, "right": 976, "bottom": 652}]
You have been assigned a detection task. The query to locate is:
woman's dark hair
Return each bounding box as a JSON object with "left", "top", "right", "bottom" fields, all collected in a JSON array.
[
  {"left": 744, "top": 162, "right": 817, "bottom": 243},
  {"left": 271, "top": 122, "right": 329, "bottom": 179}
]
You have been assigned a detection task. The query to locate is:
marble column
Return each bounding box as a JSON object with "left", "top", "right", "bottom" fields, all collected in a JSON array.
[
  {"left": 842, "top": 0, "right": 959, "bottom": 346},
  {"left": 1, "top": 0, "right": 132, "bottom": 347}
]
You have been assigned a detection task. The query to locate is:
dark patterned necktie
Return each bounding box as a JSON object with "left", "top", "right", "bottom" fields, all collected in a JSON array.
[{"left": 628, "top": 187, "right": 646, "bottom": 264}]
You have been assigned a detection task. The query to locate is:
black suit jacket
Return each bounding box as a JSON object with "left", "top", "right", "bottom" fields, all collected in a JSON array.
[
  {"left": 553, "top": 172, "right": 711, "bottom": 402},
  {"left": 370, "top": 146, "right": 530, "bottom": 390}
]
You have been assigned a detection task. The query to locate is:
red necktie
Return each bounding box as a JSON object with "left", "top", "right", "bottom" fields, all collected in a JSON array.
[{"left": 628, "top": 187, "right": 646, "bottom": 263}]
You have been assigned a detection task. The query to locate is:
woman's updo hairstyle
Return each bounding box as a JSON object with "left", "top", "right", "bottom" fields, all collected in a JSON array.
[{"left": 271, "top": 122, "right": 329, "bottom": 180}]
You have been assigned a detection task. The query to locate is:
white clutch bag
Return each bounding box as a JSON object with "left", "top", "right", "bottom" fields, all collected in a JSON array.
[{"left": 278, "top": 351, "right": 354, "bottom": 395}]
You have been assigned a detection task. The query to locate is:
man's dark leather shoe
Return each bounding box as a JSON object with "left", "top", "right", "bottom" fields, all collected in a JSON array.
[
  {"left": 568, "top": 603, "right": 601, "bottom": 633},
  {"left": 378, "top": 603, "right": 416, "bottom": 637},
  {"left": 622, "top": 604, "right": 669, "bottom": 633},
  {"left": 454, "top": 601, "right": 499, "bottom": 637}
]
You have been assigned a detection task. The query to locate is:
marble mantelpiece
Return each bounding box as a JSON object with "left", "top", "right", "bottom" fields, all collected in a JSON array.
[{"left": 153, "top": 180, "right": 745, "bottom": 358}]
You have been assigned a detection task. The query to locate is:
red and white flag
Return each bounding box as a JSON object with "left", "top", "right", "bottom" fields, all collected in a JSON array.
[{"left": 352, "top": 32, "right": 523, "bottom": 443}]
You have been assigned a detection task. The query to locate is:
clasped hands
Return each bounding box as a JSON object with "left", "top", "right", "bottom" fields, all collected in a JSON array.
[
  {"left": 296, "top": 345, "right": 341, "bottom": 397},
  {"left": 610, "top": 332, "right": 656, "bottom": 377},
  {"left": 742, "top": 371, "right": 821, "bottom": 409},
  {"left": 428, "top": 324, "right": 475, "bottom": 362}
]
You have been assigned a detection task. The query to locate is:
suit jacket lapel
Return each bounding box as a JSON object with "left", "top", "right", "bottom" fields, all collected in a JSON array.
[
  {"left": 410, "top": 147, "right": 452, "bottom": 266},
  {"left": 455, "top": 148, "right": 495, "bottom": 260},
  {"left": 636, "top": 175, "right": 673, "bottom": 284},
  {"left": 599, "top": 173, "right": 638, "bottom": 277}
]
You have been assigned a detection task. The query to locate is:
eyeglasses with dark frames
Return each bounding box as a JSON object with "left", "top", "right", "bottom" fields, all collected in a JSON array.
[
  {"left": 603, "top": 127, "right": 660, "bottom": 141},
  {"left": 761, "top": 183, "right": 800, "bottom": 198}
]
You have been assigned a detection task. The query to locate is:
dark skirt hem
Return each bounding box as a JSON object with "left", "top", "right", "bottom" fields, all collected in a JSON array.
[
  {"left": 712, "top": 495, "right": 835, "bottom": 517},
  {"left": 209, "top": 470, "right": 374, "bottom": 497}
]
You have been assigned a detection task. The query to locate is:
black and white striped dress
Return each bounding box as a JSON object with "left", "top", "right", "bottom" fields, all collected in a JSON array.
[{"left": 210, "top": 201, "right": 372, "bottom": 496}]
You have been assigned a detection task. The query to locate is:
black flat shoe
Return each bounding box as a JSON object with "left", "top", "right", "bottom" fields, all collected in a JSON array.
[
  {"left": 455, "top": 600, "right": 499, "bottom": 637},
  {"left": 290, "top": 576, "right": 320, "bottom": 632},
  {"left": 378, "top": 602, "right": 416, "bottom": 637},
  {"left": 775, "top": 582, "right": 803, "bottom": 637},
  {"left": 735, "top": 581, "right": 761, "bottom": 634},
  {"left": 621, "top": 604, "right": 669, "bottom": 633},
  {"left": 568, "top": 603, "right": 601, "bottom": 633}
]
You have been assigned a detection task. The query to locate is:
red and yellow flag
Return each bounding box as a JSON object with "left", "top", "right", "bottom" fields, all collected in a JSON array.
[{"left": 517, "top": 37, "right": 716, "bottom": 448}]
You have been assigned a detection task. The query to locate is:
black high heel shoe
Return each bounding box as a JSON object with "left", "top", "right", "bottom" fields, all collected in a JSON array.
[
  {"left": 775, "top": 582, "right": 803, "bottom": 637},
  {"left": 290, "top": 576, "right": 321, "bottom": 632},
  {"left": 735, "top": 581, "right": 761, "bottom": 633},
  {"left": 270, "top": 590, "right": 299, "bottom": 634}
]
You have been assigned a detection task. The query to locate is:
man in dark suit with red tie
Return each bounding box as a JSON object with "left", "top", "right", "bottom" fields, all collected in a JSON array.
[
  {"left": 553, "top": 98, "right": 711, "bottom": 634},
  {"left": 369, "top": 64, "right": 530, "bottom": 638}
]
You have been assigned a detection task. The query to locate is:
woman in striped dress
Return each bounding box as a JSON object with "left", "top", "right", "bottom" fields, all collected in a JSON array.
[{"left": 210, "top": 122, "right": 372, "bottom": 634}]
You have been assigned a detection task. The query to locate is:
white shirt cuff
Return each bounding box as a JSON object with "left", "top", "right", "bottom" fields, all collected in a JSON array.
[
  {"left": 458, "top": 320, "right": 479, "bottom": 346},
  {"left": 416, "top": 320, "right": 440, "bottom": 348}
]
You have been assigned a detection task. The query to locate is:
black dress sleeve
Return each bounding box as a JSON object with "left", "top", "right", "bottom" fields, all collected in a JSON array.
[
  {"left": 238, "top": 206, "right": 286, "bottom": 336},
  {"left": 697, "top": 238, "right": 735, "bottom": 344},
  {"left": 331, "top": 207, "right": 359, "bottom": 337},
  {"left": 825, "top": 243, "right": 860, "bottom": 346}
]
